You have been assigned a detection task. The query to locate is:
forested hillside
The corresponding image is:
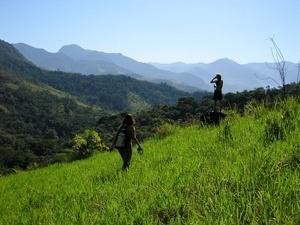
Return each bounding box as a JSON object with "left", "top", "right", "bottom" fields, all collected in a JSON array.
[
  {"left": 0, "top": 64, "right": 105, "bottom": 169},
  {"left": 0, "top": 40, "right": 188, "bottom": 170},
  {"left": 2, "top": 40, "right": 189, "bottom": 112},
  {"left": 34, "top": 72, "right": 187, "bottom": 112}
]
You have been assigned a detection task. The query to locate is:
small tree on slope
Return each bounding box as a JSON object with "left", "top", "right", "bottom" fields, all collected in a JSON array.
[{"left": 72, "top": 129, "right": 107, "bottom": 158}]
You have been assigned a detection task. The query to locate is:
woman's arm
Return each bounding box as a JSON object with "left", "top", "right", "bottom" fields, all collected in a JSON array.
[
  {"left": 130, "top": 126, "right": 142, "bottom": 149},
  {"left": 210, "top": 77, "right": 216, "bottom": 83}
]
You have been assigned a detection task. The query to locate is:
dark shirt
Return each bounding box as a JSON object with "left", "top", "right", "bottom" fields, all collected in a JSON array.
[{"left": 127, "top": 125, "right": 136, "bottom": 146}]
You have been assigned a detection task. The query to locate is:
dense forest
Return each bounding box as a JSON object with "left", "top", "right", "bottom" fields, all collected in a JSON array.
[
  {"left": 35, "top": 73, "right": 188, "bottom": 112},
  {"left": 0, "top": 69, "right": 105, "bottom": 169}
]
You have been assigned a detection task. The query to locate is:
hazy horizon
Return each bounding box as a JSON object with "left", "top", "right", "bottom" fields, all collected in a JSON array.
[
  {"left": 13, "top": 42, "right": 299, "bottom": 65},
  {"left": 1, "top": 0, "right": 299, "bottom": 64}
]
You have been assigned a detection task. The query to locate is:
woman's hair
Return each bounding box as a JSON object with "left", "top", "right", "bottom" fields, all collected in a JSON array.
[
  {"left": 216, "top": 74, "right": 222, "bottom": 80},
  {"left": 122, "top": 113, "right": 136, "bottom": 126}
]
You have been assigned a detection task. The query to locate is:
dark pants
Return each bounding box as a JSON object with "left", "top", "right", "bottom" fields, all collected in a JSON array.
[
  {"left": 214, "top": 90, "right": 223, "bottom": 101},
  {"left": 117, "top": 147, "right": 132, "bottom": 170},
  {"left": 213, "top": 90, "right": 223, "bottom": 112}
]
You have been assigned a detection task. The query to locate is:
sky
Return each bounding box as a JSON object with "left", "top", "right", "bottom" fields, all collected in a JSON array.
[{"left": 0, "top": 0, "right": 299, "bottom": 64}]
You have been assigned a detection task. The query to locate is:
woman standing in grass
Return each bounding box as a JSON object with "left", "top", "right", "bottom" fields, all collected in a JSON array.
[
  {"left": 210, "top": 74, "right": 223, "bottom": 112},
  {"left": 111, "top": 114, "right": 143, "bottom": 171}
]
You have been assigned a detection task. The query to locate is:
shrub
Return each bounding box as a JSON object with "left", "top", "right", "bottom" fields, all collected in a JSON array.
[
  {"left": 154, "top": 123, "right": 175, "bottom": 139},
  {"left": 72, "top": 129, "right": 107, "bottom": 159}
]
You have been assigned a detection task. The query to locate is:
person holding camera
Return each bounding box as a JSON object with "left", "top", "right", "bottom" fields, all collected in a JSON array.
[
  {"left": 111, "top": 113, "right": 143, "bottom": 171},
  {"left": 210, "top": 74, "right": 223, "bottom": 113}
]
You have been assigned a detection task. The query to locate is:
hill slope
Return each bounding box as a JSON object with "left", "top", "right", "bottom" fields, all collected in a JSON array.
[
  {"left": 0, "top": 50, "right": 105, "bottom": 168},
  {"left": 33, "top": 72, "right": 188, "bottom": 112},
  {"left": 2, "top": 40, "right": 188, "bottom": 112},
  {"left": 1, "top": 99, "right": 299, "bottom": 224}
]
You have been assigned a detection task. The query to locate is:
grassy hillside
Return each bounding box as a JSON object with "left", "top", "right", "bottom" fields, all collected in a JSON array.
[{"left": 0, "top": 99, "right": 299, "bottom": 224}]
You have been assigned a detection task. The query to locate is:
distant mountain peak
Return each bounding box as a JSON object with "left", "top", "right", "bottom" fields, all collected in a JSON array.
[
  {"left": 58, "top": 44, "right": 85, "bottom": 55},
  {"left": 212, "top": 57, "right": 237, "bottom": 65},
  {"left": 58, "top": 44, "right": 91, "bottom": 61},
  {"left": 59, "top": 44, "right": 84, "bottom": 51}
]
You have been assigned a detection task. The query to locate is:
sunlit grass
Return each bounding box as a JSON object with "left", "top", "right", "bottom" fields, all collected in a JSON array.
[{"left": 0, "top": 99, "right": 300, "bottom": 224}]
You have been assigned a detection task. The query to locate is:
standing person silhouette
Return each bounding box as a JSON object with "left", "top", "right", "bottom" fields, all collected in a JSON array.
[
  {"left": 110, "top": 114, "right": 143, "bottom": 171},
  {"left": 210, "top": 74, "right": 223, "bottom": 113}
]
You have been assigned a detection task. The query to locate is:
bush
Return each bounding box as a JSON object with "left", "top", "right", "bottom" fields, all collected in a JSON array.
[
  {"left": 72, "top": 129, "right": 107, "bottom": 159},
  {"left": 154, "top": 123, "right": 175, "bottom": 139}
]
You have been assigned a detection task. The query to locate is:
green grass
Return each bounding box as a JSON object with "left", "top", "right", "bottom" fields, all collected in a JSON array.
[{"left": 1, "top": 99, "right": 300, "bottom": 225}]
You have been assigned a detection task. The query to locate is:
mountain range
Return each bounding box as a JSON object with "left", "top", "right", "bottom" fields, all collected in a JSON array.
[
  {"left": 14, "top": 43, "right": 300, "bottom": 93},
  {"left": 14, "top": 43, "right": 208, "bottom": 92},
  {"left": 152, "top": 59, "right": 300, "bottom": 92}
]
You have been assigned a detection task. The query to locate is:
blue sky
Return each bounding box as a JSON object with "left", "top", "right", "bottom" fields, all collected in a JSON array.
[{"left": 0, "top": 0, "right": 299, "bottom": 63}]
